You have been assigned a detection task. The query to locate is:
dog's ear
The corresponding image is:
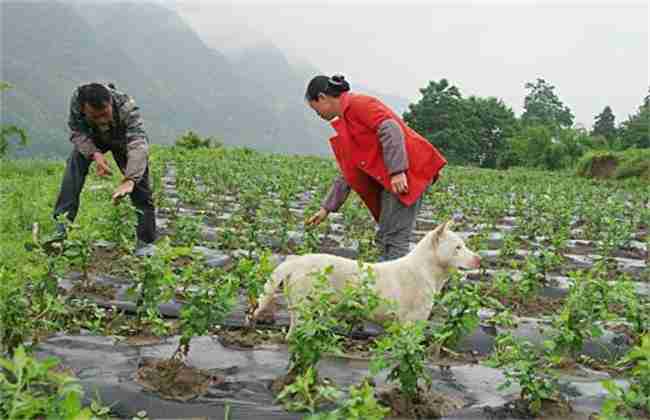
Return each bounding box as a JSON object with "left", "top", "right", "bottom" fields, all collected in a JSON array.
[
  {"left": 430, "top": 219, "right": 454, "bottom": 245},
  {"left": 430, "top": 221, "right": 446, "bottom": 244}
]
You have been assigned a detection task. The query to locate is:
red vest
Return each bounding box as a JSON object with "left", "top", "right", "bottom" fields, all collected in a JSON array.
[{"left": 329, "top": 92, "right": 447, "bottom": 222}]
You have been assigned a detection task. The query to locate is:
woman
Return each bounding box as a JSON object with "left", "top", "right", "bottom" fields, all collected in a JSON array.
[{"left": 305, "top": 74, "right": 447, "bottom": 261}]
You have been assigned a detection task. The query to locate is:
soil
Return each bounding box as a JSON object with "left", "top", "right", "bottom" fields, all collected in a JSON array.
[
  {"left": 376, "top": 385, "right": 465, "bottom": 418},
  {"left": 216, "top": 327, "right": 285, "bottom": 349},
  {"left": 429, "top": 348, "right": 483, "bottom": 365},
  {"left": 171, "top": 255, "right": 194, "bottom": 270},
  {"left": 339, "top": 336, "right": 374, "bottom": 358},
  {"left": 135, "top": 356, "right": 224, "bottom": 401},
  {"left": 587, "top": 156, "right": 618, "bottom": 179},
  {"left": 89, "top": 246, "right": 131, "bottom": 276},
  {"left": 482, "top": 285, "right": 566, "bottom": 317},
  {"left": 565, "top": 243, "right": 646, "bottom": 261},
  {"left": 483, "top": 397, "right": 572, "bottom": 419},
  {"left": 588, "top": 409, "right": 650, "bottom": 420},
  {"left": 607, "top": 323, "right": 637, "bottom": 344},
  {"left": 270, "top": 370, "right": 299, "bottom": 395},
  {"left": 320, "top": 237, "right": 342, "bottom": 249},
  {"left": 70, "top": 278, "right": 117, "bottom": 300},
  {"left": 124, "top": 334, "right": 164, "bottom": 346}
]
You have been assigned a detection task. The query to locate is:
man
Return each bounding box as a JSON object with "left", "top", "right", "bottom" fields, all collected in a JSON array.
[{"left": 53, "top": 82, "right": 156, "bottom": 256}]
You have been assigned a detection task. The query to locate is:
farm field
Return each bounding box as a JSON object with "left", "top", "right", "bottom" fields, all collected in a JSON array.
[{"left": 1, "top": 144, "right": 649, "bottom": 419}]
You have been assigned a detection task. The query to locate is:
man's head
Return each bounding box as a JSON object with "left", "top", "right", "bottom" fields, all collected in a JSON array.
[{"left": 79, "top": 83, "right": 113, "bottom": 129}]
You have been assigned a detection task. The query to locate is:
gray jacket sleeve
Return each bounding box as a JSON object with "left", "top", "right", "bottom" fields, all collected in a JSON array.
[
  {"left": 377, "top": 119, "right": 408, "bottom": 175},
  {"left": 68, "top": 88, "right": 100, "bottom": 159},
  {"left": 321, "top": 176, "right": 351, "bottom": 212},
  {"left": 120, "top": 97, "right": 149, "bottom": 182}
]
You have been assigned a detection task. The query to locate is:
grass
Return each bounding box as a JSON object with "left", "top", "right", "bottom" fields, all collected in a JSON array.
[{"left": 577, "top": 148, "right": 650, "bottom": 180}]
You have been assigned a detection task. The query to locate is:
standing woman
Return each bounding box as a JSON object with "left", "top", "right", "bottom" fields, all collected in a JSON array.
[{"left": 305, "top": 75, "right": 447, "bottom": 261}]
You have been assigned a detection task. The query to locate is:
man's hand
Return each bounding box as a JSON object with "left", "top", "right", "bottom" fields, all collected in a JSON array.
[
  {"left": 391, "top": 172, "right": 408, "bottom": 194},
  {"left": 306, "top": 208, "right": 329, "bottom": 227},
  {"left": 92, "top": 152, "right": 112, "bottom": 177},
  {"left": 112, "top": 179, "right": 135, "bottom": 205}
]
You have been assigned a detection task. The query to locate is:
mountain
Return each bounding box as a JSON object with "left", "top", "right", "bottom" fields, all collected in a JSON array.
[
  {"left": 1, "top": 1, "right": 332, "bottom": 157},
  {"left": 226, "top": 43, "right": 335, "bottom": 154},
  {"left": 282, "top": 57, "right": 411, "bottom": 116},
  {"left": 1, "top": 1, "right": 172, "bottom": 156},
  {"left": 1, "top": 1, "right": 410, "bottom": 158}
]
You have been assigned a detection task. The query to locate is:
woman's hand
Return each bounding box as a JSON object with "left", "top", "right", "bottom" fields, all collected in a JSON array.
[
  {"left": 391, "top": 172, "right": 408, "bottom": 194},
  {"left": 306, "top": 208, "right": 329, "bottom": 227}
]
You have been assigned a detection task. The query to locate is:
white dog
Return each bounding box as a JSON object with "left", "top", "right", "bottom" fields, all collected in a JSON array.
[{"left": 250, "top": 220, "right": 481, "bottom": 336}]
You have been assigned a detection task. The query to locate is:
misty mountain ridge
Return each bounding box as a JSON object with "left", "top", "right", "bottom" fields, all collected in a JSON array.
[{"left": 1, "top": 0, "right": 409, "bottom": 158}]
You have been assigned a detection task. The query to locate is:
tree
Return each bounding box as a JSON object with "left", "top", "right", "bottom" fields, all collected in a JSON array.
[
  {"left": 403, "top": 79, "right": 516, "bottom": 167},
  {"left": 403, "top": 79, "right": 470, "bottom": 164},
  {"left": 0, "top": 82, "right": 28, "bottom": 157},
  {"left": 500, "top": 125, "right": 586, "bottom": 170},
  {"left": 521, "top": 78, "right": 574, "bottom": 129},
  {"left": 619, "top": 88, "right": 650, "bottom": 149},
  {"left": 592, "top": 106, "right": 617, "bottom": 141},
  {"left": 465, "top": 96, "right": 517, "bottom": 168}
]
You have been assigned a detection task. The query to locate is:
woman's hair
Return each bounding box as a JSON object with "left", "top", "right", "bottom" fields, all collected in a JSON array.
[
  {"left": 305, "top": 74, "right": 351, "bottom": 101},
  {"left": 78, "top": 83, "right": 112, "bottom": 109}
]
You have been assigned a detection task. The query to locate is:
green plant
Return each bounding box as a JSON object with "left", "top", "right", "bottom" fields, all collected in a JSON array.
[
  {"left": 487, "top": 308, "right": 517, "bottom": 328},
  {"left": 513, "top": 252, "right": 559, "bottom": 299},
  {"left": 286, "top": 266, "right": 345, "bottom": 375},
  {"left": 499, "top": 232, "right": 519, "bottom": 263},
  {"left": 128, "top": 238, "right": 178, "bottom": 335},
  {"left": 99, "top": 200, "right": 137, "bottom": 249},
  {"left": 486, "top": 334, "right": 562, "bottom": 416},
  {"left": 277, "top": 367, "right": 340, "bottom": 413},
  {"left": 0, "top": 268, "right": 32, "bottom": 356},
  {"left": 597, "top": 215, "right": 635, "bottom": 263},
  {"left": 533, "top": 249, "right": 563, "bottom": 282},
  {"left": 60, "top": 221, "right": 97, "bottom": 284},
  {"left": 306, "top": 380, "right": 389, "bottom": 420},
  {"left": 279, "top": 264, "right": 387, "bottom": 412},
  {"left": 492, "top": 270, "right": 515, "bottom": 298},
  {"left": 175, "top": 130, "right": 218, "bottom": 149},
  {"left": 430, "top": 273, "right": 485, "bottom": 351},
  {"left": 173, "top": 214, "right": 203, "bottom": 246},
  {"left": 0, "top": 82, "right": 28, "bottom": 157},
  {"left": 334, "top": 263, "right": 384, "bottom": 334},
  {"left": 63, "top": 298, "right": 122, "bottom": 336},
  {"left": 175, "top": 273, "right": 238, "bottom": 358},
  {"left": 233, "top": 250, "right": 274, "bottom": 313},
  {"left": 0, "top": 346, "right": 94, "bottom": 419},
  {"left": 370, "top": 321, "right": 431, "bottom": 399},
  {"left": 551, "top": 269, "right": 613, "bottom": 358},
  {"left": 300, "top": 226, "right": 322, "bottom": 254},
  {"left": 218, "top": 223, "right": 239, "bottom": 250},
  {"left": 611, "top": 277, "right": 650, "bottom": 338},
  {"left": 600, "top": 334, "right": 650, "bottom": 419},
  {"left": 286, "top": 264, "right": 386, "bottom": 375}
]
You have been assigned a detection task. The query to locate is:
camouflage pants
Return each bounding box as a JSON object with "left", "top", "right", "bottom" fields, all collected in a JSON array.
[{"left": 53, "top": 147, "right": 156, "bottom": 243}]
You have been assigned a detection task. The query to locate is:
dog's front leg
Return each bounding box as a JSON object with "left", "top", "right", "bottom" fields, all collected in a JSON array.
[{"left": 285, "top": 311, "right": 298, "bottom": 341}]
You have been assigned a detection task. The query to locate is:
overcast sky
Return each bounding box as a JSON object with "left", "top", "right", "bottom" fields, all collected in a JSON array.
[{"left": 172, "top": 0, "right": 648, "bottom": 128}]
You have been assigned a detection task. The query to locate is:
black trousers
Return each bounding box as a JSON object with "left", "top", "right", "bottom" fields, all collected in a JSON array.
[{"left": 53, "top": 147, "right": 156, "bottom": 243}]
